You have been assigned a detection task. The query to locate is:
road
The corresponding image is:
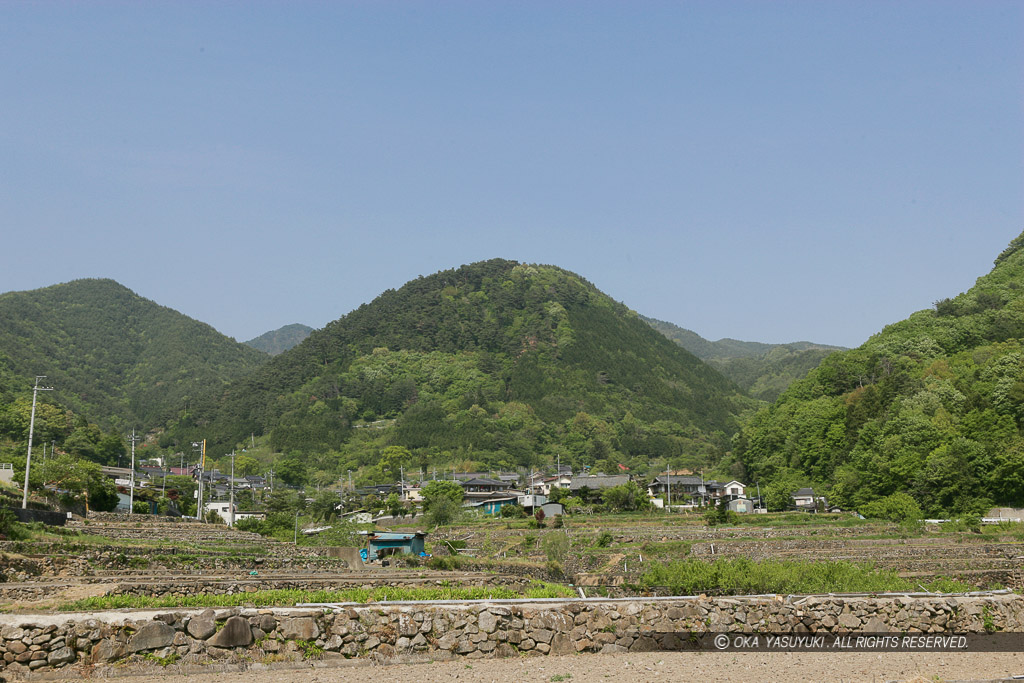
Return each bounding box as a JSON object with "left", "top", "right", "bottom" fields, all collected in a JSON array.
[{"left": 46, "top": 650, "right": 1024, "bottom": 682}]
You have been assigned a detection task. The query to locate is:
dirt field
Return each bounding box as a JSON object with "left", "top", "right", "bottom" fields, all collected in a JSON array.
[{"left": 48, "top": 651, "right": 1024, "bottom": 683}]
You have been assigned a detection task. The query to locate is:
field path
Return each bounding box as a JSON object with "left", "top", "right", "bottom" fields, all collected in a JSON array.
[{"left": 45, "top": 650, "right": 1024, "bottom": 682}]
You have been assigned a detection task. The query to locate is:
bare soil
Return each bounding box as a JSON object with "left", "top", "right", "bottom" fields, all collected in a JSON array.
[{"left": 48, "top": 651, "right": 1024, "bottom": 683}]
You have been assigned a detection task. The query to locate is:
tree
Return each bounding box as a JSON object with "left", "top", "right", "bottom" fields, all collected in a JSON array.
[
  {"left": 420, "top": 480, "right": 464, "bottom": 510},
  {"left": 310, "top": 489, "right": 342, "bottom": 523},
  {"left": 385, "top": 492, "right": 407, "bottom": 518},
  {"left": 95, "top": 432, "right": 127, "bottom": 467},
  {"left": 763, "top": 471, "right": 805, "bottom": 512},
  {"left": 859, "top": 492, "right": 923, "bottom": 523},
  {"left": 266, "top": 488, "right": 305, "bottom": 514},
  {"left": 275, "top": 453, "right": 308, "bottom": 487},
  {"left": 424, "top": 496, "right": 461, "bottom": 527},
  {"left": 602, "top": 481, "right": 647, "bottom": 512},
  {"left": 234, "top": 454, "right": 261, "bottom": 476},
  {"left": 42, "top": 454, "right": 118, "bottom": 512},
  {"left": 379, "top": 446, "right": 412, "bottom": 482}
]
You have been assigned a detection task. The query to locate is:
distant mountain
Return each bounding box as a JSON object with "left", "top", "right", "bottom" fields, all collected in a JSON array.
[
  {"left": 642, "top": 316, "right": 844, "bottom": 401},
  {"left": 737, "top": 231, "right": 1024, "bottom": 515},
  {"left": 244, "top": 324, "right": 313, "bottom": 355},
  {"left": 0, "top": 279, "right": 268, "bottom": 429},
  {"left": 185, "top": 259, "right": 754, "bottom": 474}
]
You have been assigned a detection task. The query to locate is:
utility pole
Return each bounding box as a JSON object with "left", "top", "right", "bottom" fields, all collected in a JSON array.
[
  {"left": 128, "top": 429, "right": 138, "bottom": 514},
  {"left": 229, "top": 450, "right": 235, "bottom": 527},
  {"left": 195, "top": 440, "right": 206, "bottom": 521},
  {"left": 400, "top": 465, "right": 405, "bottom": 501},
  {"left": 22, "top": 376, "right": 53, "bottom": 509},
  {"left": 666, "top": 462, "right": 671, "bottom": 512}
]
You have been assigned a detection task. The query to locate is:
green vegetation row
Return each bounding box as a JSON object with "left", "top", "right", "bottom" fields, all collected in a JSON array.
[
  {"left": 638, "top": 557, "right": 975, "bottom": 596},
  {"left": 58, "top": 582, "right": 576, "bottom": 612}
]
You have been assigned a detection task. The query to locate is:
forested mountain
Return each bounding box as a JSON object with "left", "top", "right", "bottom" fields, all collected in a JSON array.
[
  {"left": 735, "top": 232, "right": 1024, "bottom": 515},
  {"left": 244, "top": 324, "right": 313, "bottom": 355},
  {"left": 642, "top": 316, "right": 844, "bottom": 401},
  {"left": 0, "top": 279, "right": 268, "bottom": 430},
  {"left": 176, "top": 259, "right": 754, "bottom": 481}
]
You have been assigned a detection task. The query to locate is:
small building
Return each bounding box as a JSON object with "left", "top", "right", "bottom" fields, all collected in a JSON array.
[
  {"left": 244, "top": 474, "right": 267, "bottom": 490},
  {"left": 539, "top": 502, "right": 565, "bottom": 519},
  {"left": 727, "top": 498, "right": 753, "bottom": 514},
  {"left": 647, "top": 475, "right": 703, "bottom": 499},
  {"left": 517, "top": 493, "right": 547, "bottom": 509},
  {"left": 205, "top": 501, "right": 236, "bottom": 524},
  {"left": 464, "top": 495, "right": 518, "bottom": 515},
  {"left": 367, "top": 532, "right": 427, "bottom": 561},
  {"left": 0, "top": 463, "right": 13, "bottom": 486},
  {"left": 791, "top": 488, "right": 826, "bottom": 511}
]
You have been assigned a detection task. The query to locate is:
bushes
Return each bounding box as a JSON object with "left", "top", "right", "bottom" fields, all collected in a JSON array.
[
  {"left": 0, "top": 508, "right": 27, "bottom": 541},
  {"left": 428, "top": 555, "right": 466, "bottom": 571},
  {"left": 500, "top": 504, "right": 526, "bottom": 519},
  {"left": 860, "top": 492, "right": 923, "bottom": 523},
  {"left": 704, "top": 498, "right": 738, "bottom": 526},
  {"left": 639, "top": 557, "right": 972, "bottom": 596},
  {"left": 424, "top": 497, "right": 462, "bottom": 527},
  {"left": 542, "top": 531, "right": 569, "bottom": 564}
]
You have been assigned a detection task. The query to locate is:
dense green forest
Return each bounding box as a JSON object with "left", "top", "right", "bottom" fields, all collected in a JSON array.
[
  {"left": 642, "top": 316, "right": 844, "bottom": 401},
  {"left": 244, "top": 323, "right": 313, "bottom": 356},
  {"left": 0, "top": 279, "right": 267, "bottom": 430},
  {"left": 167, "top": 260, "right": 754, "bottom": 483},
  {"left": 734, "top": 232, "right": 1024, "bottom": 515}
]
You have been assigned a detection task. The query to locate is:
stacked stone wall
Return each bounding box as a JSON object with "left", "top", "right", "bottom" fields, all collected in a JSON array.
[{"left": 0, "top": 593, "right": 1020, "bottom": 676}]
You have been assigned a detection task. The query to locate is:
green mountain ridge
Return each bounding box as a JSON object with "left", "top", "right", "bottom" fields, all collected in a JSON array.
[
  {"left": 735, "top": 231, "right": 1024, "bottom": 515},
  {"left": 244, "top": 324, "right": 314, "bottom": 356},
  {"left": 642, "top": 315, "right": 845, "bottom": 401},
  {"left": 0, "top": 278, "right": 267, "bottom": 429},
  {"left": 176, "top": 259, "right": 754, "bottom": 477}
]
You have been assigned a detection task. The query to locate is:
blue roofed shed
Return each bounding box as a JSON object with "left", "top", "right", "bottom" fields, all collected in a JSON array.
[{"left": 367, "top": 532, "right": 427, "bottom": 561}]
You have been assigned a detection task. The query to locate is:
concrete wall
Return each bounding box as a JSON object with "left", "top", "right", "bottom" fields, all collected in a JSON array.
[{"left": 0, "top": 593, "right": 1020, "bottom": 676}]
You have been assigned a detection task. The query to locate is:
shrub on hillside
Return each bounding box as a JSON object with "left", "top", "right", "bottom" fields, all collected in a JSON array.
[{"left": 860, "top": 492, "right": 924, "bottom": 523}]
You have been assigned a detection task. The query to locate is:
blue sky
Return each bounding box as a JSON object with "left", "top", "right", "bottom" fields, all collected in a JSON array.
[{"left": 1, "top": 1, "right": 1020, "bottom": 348}]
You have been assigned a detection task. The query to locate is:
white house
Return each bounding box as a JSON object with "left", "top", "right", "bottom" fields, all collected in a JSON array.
[
  {"left": 722, "top": 481, "right": 746, "bottom": 500},
  {"left": 204, "top": 501, "right": 263, "bottom": 526},
  {"left": 205, "top": 501, "right": 236, "bottom": 524}
]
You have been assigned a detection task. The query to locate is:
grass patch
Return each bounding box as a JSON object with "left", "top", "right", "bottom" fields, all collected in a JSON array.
[
  {"left": 639, "top": 557, "right": 974, "bottom": 596},
  {"left": 58, "top": 583, "right": 574, "bottom": 611},
  {"left": 524, "top": 581, "right": 576, "bottom": 599}
]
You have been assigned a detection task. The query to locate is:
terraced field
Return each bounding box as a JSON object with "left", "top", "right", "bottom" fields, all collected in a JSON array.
[
  {"left": 0, "top": 514, "right": 531, "bottom": 611},
  {"left": 426, "top": 513, "right": 1024, "bottom": 592}
]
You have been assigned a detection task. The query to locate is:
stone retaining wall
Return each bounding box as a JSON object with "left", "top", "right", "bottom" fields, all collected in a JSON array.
[{"left": 0, "top": 593, "right": 1020, "bottom": 677}]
